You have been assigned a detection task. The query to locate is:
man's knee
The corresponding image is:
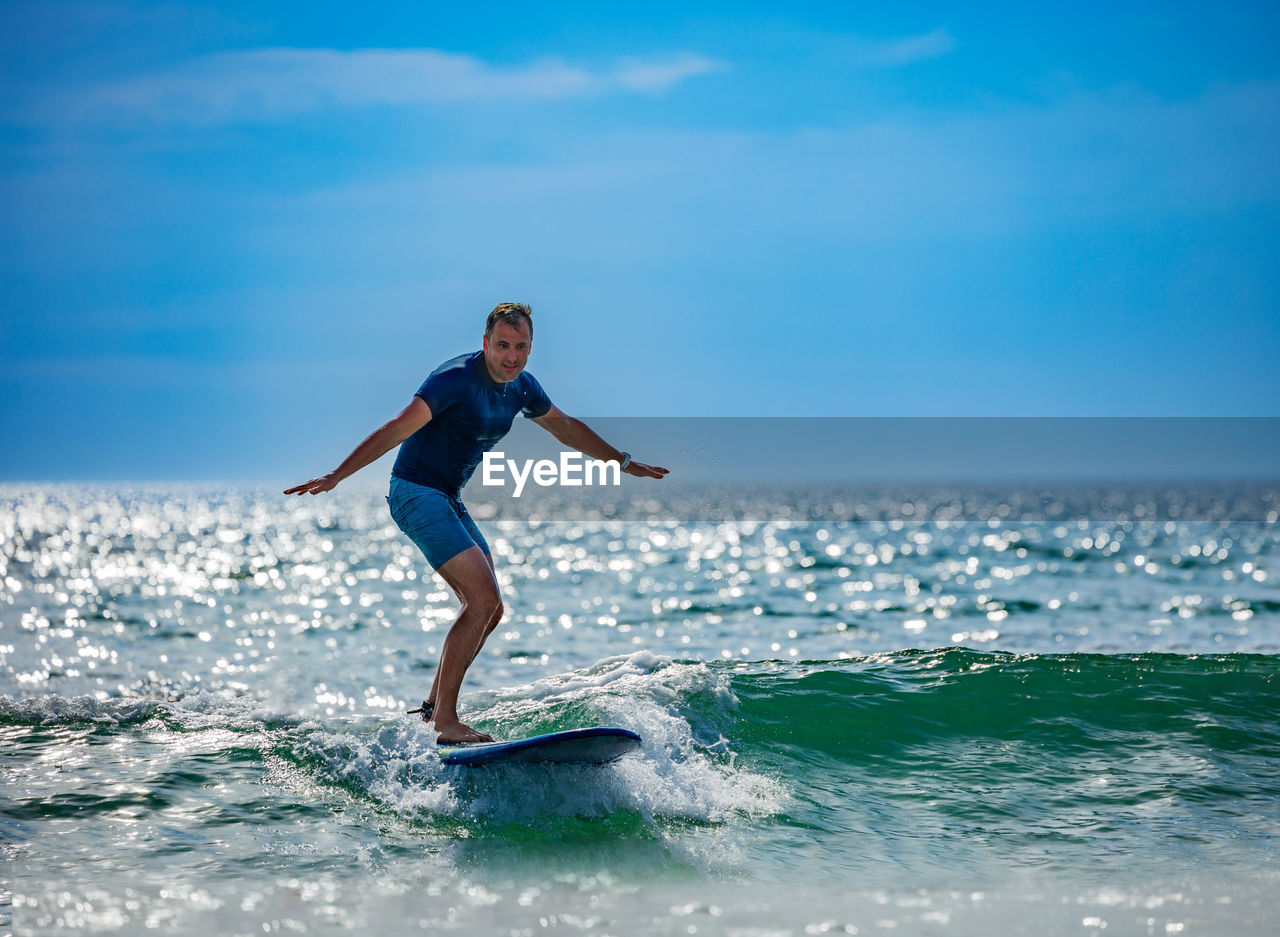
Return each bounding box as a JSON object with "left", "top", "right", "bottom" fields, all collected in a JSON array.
[
  {"left": 487, "top": 600, "right": 504, "bottom": 628},
  {"left": 463, "top": 587, "right": 502, "bottom": 623},
  {"left": 439, "top": 547, "right": 502, "bottom": 621}
]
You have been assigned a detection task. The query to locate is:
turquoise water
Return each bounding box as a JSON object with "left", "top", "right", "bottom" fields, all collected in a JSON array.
[{"left": 2, "top": 484, "right": 1278, "bottom": 935}]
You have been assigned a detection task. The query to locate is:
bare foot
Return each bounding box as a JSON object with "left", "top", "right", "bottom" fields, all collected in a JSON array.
[{"left": 434, "top": 719, "right": 494, "bottom": 745}]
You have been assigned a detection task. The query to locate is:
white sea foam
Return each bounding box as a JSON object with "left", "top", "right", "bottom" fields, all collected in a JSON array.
[
  {"left": 289, "top": 653, "right": 784, "bottom": 834},
  {"left": 0, "top": 693, "right": 163, "bottom": 725},
  {"left": 1, "top": 657, "right": 781, "bottom": 836}
]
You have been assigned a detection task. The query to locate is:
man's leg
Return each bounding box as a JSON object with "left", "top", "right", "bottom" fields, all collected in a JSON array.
[
  {"left": 432, "top": 552, "right": 506, "bottom": 701},
  {"left": 425, "top": 553, "right": 503, "bottom": 711},
  {"left": 473, "top": 552, "right": 504, "bottom": 656},
  {"left": 428, "top": 545, "right": 503, "bottom": 744}
]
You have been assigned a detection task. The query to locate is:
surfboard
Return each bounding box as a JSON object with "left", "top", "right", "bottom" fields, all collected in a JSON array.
[{"left": 438, "top": 726, "right": 641, "bottom": 767}]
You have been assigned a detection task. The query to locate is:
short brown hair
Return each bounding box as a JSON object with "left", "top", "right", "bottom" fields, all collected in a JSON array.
[{"left": 485, "top": 302, "right": 533, "bottom": 339}]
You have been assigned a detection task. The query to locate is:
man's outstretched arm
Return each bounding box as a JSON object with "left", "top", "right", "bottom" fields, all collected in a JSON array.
[
  {"left": 284, "top": 397, "right": 433, "bottom": 495},
  {"left": 531, "top": 405, "right": 669, "bottom": 479}
]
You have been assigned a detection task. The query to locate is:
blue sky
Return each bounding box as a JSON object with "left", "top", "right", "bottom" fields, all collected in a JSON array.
[{"left": 2, "top": 2, "right": 1278, "bottom": 480}]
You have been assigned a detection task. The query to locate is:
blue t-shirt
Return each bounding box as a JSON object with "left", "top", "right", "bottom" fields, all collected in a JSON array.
[{"left": 391, "top": 351, "right": 553, "bottom": 495}]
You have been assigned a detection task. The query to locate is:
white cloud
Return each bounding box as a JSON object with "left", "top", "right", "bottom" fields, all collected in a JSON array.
[
  {"left": 854, "top": 27, "right": 955, "bottom": 67},
  {"left": 231, "top": 77, "right": 1280, "bottom": 281},
  {"left": 612, "top": 55, "right": 728, "bottom": 92},
  {"left": 52, "top": 47, "right": 727, "bottom": 126}
]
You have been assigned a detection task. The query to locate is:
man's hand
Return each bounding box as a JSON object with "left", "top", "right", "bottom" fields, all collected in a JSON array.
[
  {"left": 284, "top": 473, "right": 339, "bottom": 496},
  {"left": 624, "top": 460, "right": 668, "bottom": 480}
]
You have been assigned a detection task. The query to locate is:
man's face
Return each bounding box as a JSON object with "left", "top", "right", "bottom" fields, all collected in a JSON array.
[{"left": 482, "top": 319, "right": 532, "bottom": 383}]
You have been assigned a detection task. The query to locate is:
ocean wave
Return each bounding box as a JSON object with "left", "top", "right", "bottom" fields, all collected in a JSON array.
[
  {"left": 5, "top": 649, "right": 1278, "bottom": 882},
  {"left": 290, "top": 652, "right": 784, "bottom": 832},
  {"left": 717, "top": 649, "right": 1280, "bottom": 765}
]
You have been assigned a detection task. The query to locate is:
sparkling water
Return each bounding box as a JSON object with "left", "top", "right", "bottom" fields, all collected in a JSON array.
[{"left": 2, "top": 483, "right": 1277, "bottom": 935}]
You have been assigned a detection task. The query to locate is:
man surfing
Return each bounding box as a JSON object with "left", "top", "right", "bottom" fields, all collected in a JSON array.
[{"left": 284, "top": 303, "right": 668, "bottom": 744}]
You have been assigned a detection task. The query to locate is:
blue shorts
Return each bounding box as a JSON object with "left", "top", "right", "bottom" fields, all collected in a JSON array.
[{"left": 386, "top": 476, "right": 490, "bottom": 570}]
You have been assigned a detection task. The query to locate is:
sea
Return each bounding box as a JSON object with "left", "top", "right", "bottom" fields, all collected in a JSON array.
[{"left": 2, "top": 481, "right": 1277, "bottom": 936}]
